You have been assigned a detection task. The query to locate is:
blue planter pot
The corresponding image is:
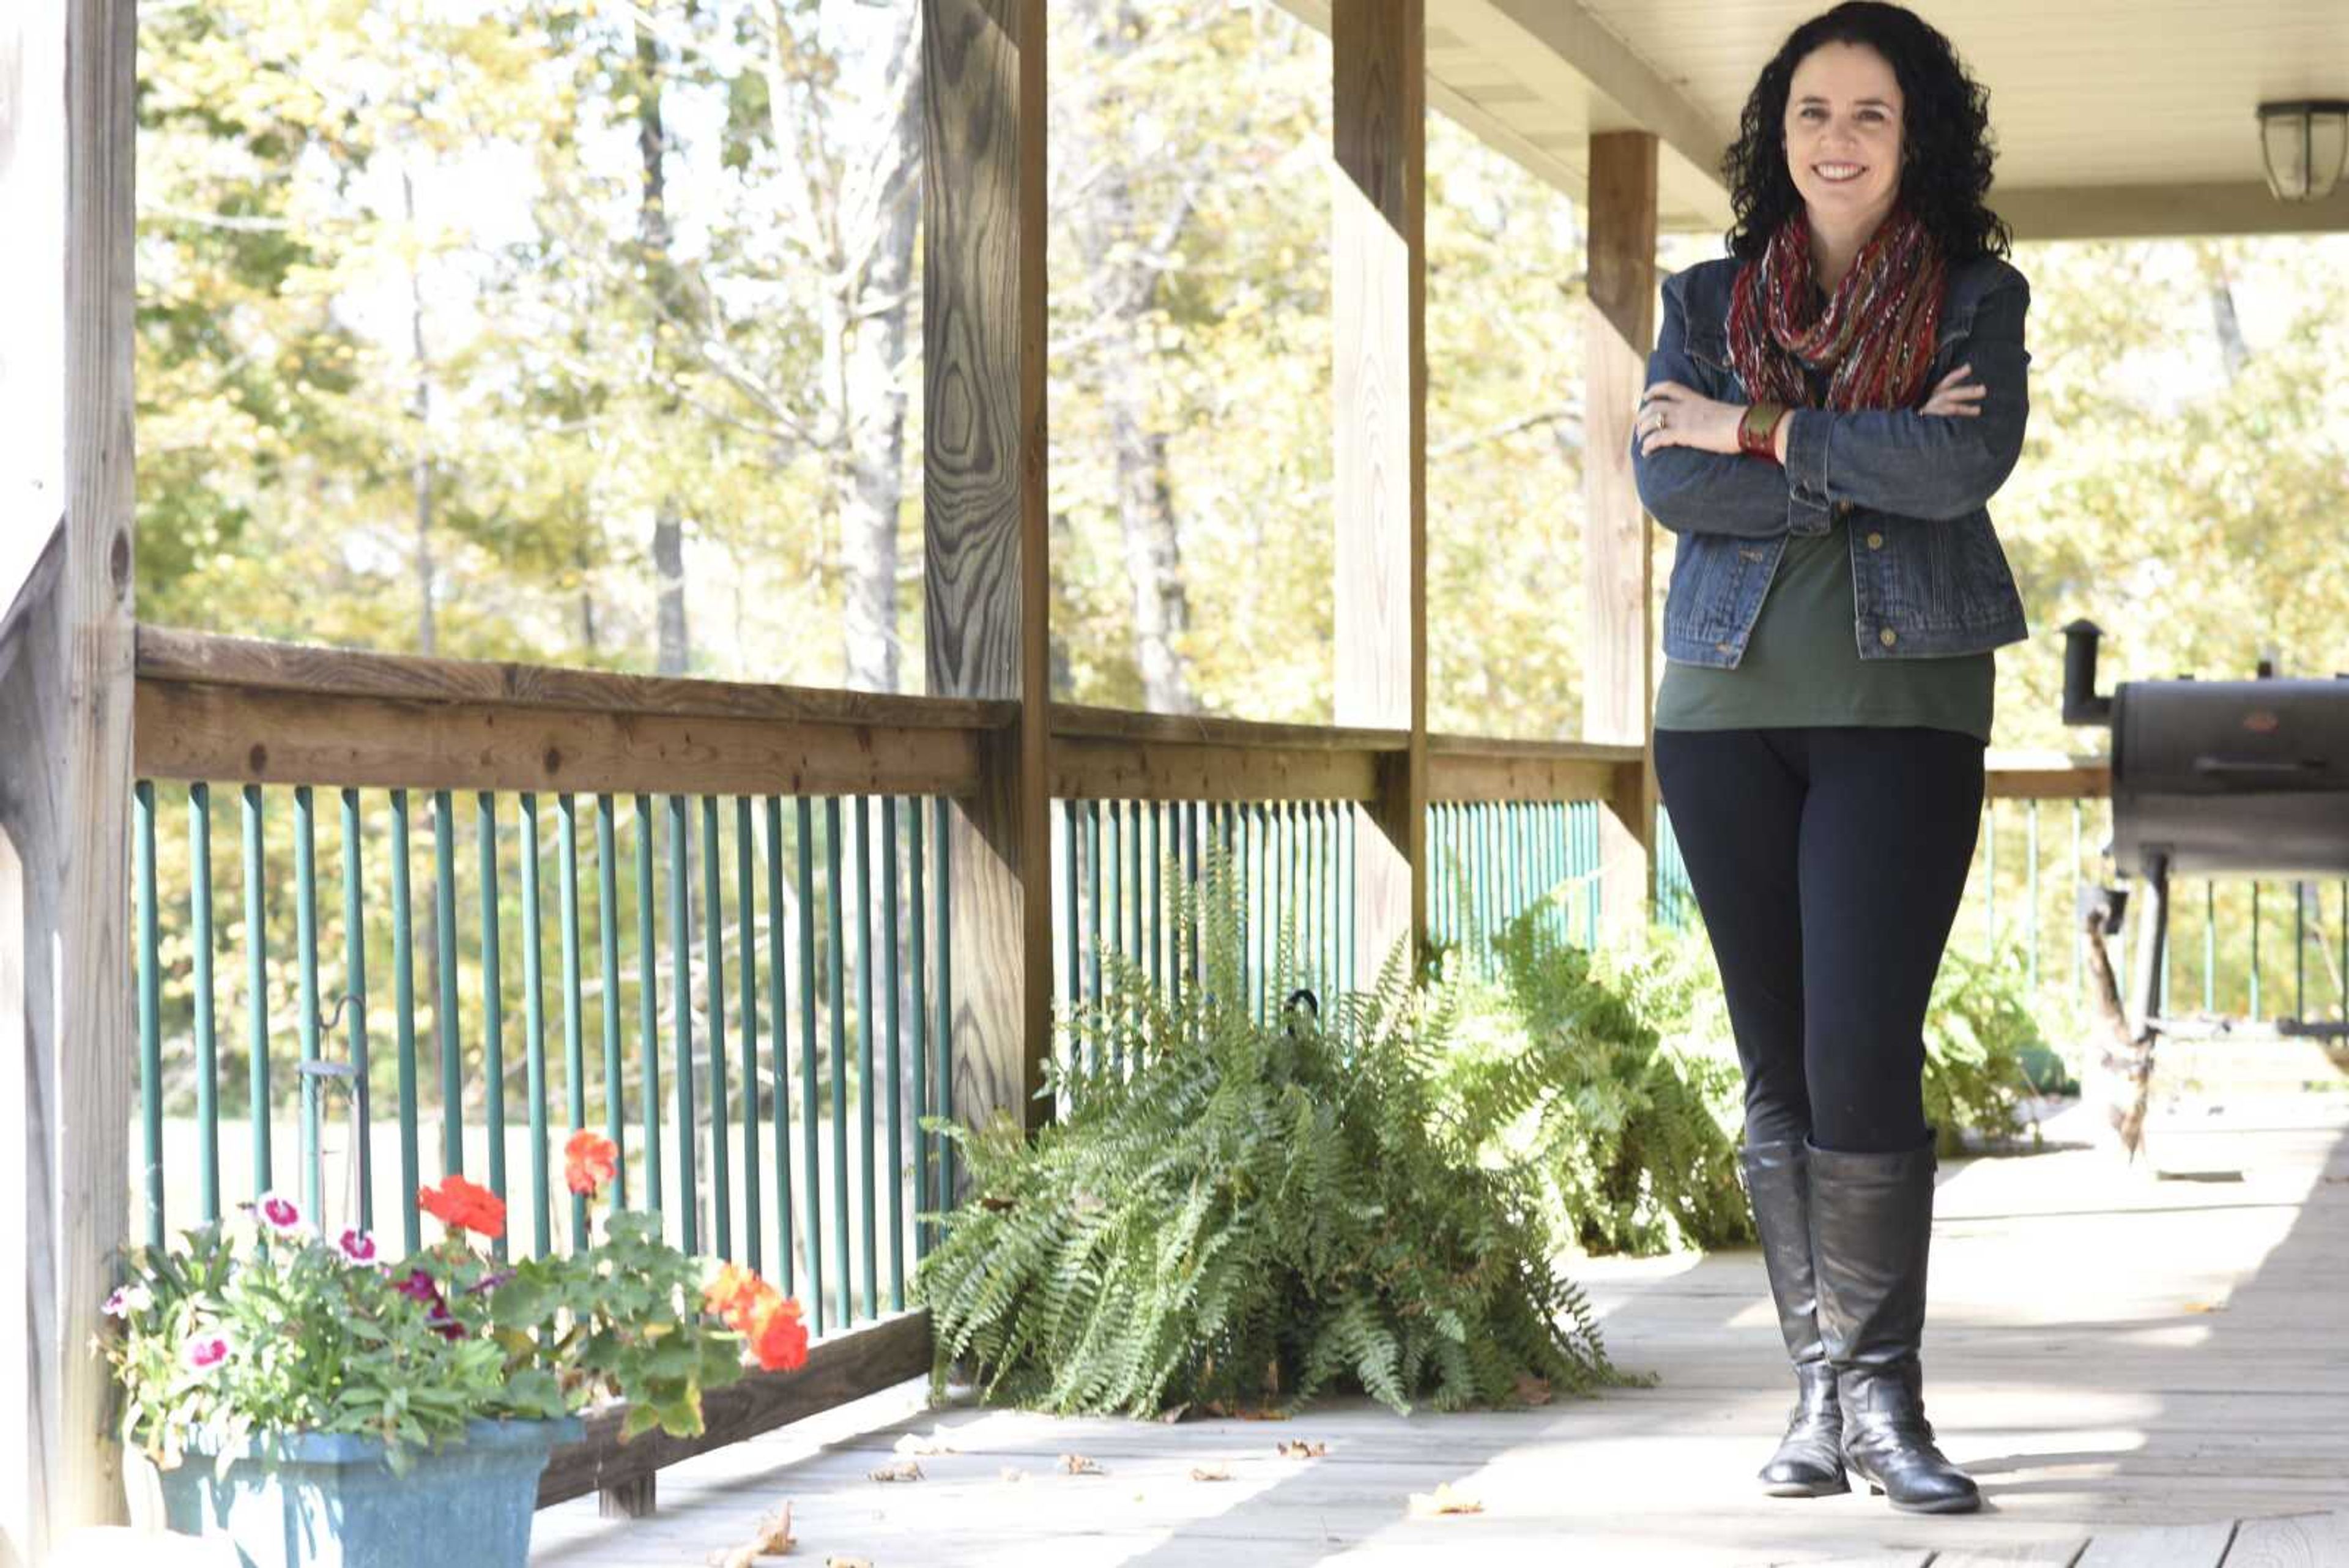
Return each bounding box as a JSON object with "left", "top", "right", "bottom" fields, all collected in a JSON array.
[{"left": 153, "top": 1416, "right": 584, "bottom": 1568}]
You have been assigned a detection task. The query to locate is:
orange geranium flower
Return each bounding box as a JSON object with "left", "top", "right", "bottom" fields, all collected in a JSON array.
[
  {"left": 563, "top": 1129, "right": 619, "bottom": 1197},
  {"left": 700, "top": 1262, "right": 807, "bottom": 1373},
  {"left": 418, "top": 1175, "right": 507, "bottom": 1239},
  {"left": 744, "top": 1294, "right": 809, "bottom": 1373},
  {"left": 702, "top": 1261, "right": 766, "bottom": 1324}
]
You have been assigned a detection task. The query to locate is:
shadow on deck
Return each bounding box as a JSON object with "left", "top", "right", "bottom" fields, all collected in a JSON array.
[{"left": 529, "top": 1096, "right": 2349, "bottom": 1567}]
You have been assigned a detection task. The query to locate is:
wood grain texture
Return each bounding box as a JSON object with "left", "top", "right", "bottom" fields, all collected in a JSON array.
[
  {"left": 1052, "top": 737, "right": 1381, "bottom": 804},
  {"left": 2073, "top": 1519, "right": 2235, "bottom": 1567},
  {"left": 0, "top": 0, "right": 139, "bottom": 1551},
  {"left": 1931, "top": 1545, "right": 2090, "bottom": 1566},
  {"left": 1987, "top": 757, "right": 2115, "bottom": 800},
  {"left": 133, "top": 678, "right": 985, "bottom": 798},
  {"left": 1052, "top": 702, "right": 1404, "bottom": 754},
  {"left": 1583, "top": 128, "right": 1659, "bottom": 940},
  {"left": 2223, "top": 1513, "right": 2349, "bottom": 1567},
  {"left": 1426, "top": 748, "right": 1628, "bottom": 804},
  {"left": 1332, "top": 0, "right": 1427, "bottom": 978},
  {"left": 923, "top": 0, "right": 1052, "bottom": 1138},
  {"left": 536, "top": 1310, "right": 932, "bottom": 1508},
  {"left": 135, "top": 626, "right": 1015, "bottom": 733}
]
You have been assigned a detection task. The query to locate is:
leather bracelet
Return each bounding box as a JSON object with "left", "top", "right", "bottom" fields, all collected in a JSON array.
[{"left": 1739, "top": 401, "right": 1789, "bottom": 462}]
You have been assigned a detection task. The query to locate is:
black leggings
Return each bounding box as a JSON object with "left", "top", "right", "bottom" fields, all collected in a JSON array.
[{"left": 1652, "top": 726, "right": 1984, "bottom": 1154}]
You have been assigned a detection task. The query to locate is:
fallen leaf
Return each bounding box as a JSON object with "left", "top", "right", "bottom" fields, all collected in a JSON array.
[
  {"left": 1277, "top": 1440, "right": 1327, "bottom": 1459},
  {"left": 867, "top": 1460, "right": 924, "bottom": 1483},
  {"left": 1513, "top": 1373, "right": 1553, "bottom": 1406},
  {"left": 999, "top": 1466, "right": 1029, "bottom": 1484},
  {"left": 892, "top": 1427, "right": 959, "bottom": 1457},
  {"left": 1190, "top": 1463, "right": 1232, "bottom": 1482},
  {"left": 1060, "top": 1452, "right": 1104, "bottom": 1476},
  {"left": 707, "top": 1501, "right": 793, "bottom": 1568},
  {"left": 1406, "top": 1482, "right": 1485, "bottom": 1518},
  {"left": 2183, "top": 1302, "right": 2226, "bottom": 1314}
]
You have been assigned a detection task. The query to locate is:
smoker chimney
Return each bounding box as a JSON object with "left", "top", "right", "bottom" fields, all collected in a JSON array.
[{"left": 2062, "top": 619, "right": 2113, "bottom": 727}]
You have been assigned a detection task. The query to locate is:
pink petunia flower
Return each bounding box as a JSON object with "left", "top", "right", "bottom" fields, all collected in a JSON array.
[
  {"left": 183, "top": 1332, "right": 232, "bottom": 1373},
  {"left": 392, "top": 1268, "right": 467, "bottom": 1341},
  {"left": 335, "top": 1227, "right": 381, "bottom": 1267},
  {"left": 253, "top": 1191, "right": 308, "bottom": 1239},
  {"left": 103, "top": 1283, "right": 153, "bottom": 1318}
]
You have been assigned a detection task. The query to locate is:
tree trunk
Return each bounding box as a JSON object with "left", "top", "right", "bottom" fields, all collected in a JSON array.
[
  {"left": 639, "top": 21, "right": 691, "bottom": 680},
  {"left": 402, "top": 167, "right": 437, "bottom": 657},
  {"left": 2197, "top": 243, "right": 2251, "bottom": 383},
  {"left": 1063, "top": 0, "right": 1197, "bottom": 713}
]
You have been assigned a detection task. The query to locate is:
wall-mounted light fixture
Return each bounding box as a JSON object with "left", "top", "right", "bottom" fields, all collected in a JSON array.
[{"left": 2257, "top": 100, "right": 2349, "bottom": 202}]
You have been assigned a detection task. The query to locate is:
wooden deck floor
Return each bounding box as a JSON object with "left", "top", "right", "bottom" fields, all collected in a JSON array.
[{"left": 529, "top": 1096, "right": 2349, "bottom": 1567}]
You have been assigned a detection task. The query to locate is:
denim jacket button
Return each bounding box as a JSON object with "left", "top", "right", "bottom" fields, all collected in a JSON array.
[
  {"left": 1834, "top": 501, "right": 1854, "bottom": 521},
  {"left": 1878, "top": 626, "right": 1898, "bottom": 647},
  {"left": 1866, "top": 530, "right": 1885, "bottom": 550}
]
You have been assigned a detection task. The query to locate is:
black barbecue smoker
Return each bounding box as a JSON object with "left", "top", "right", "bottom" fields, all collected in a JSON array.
[{"left": 2063, "top": 619, "right": 2349, "bottom": 1045}]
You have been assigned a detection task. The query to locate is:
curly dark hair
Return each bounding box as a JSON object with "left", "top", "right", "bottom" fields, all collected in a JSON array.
[{"left": 1722, "top": 2, "right": 2011, "bottom": 264}]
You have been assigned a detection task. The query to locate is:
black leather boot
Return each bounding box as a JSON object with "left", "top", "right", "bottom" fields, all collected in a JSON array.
[
  {"left": 1740, "top": 1140, "right": 1847, "bottom": 1497},
  {"left": 1806, "top": 1137, "right": 1981, "bottom": 1515}
]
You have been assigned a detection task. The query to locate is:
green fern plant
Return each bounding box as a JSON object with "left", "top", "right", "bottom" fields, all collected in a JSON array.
[
  {"left": 913, "top": 850, "right": 1628, "bottom": 1418},
  {"left": 1441, "top": 907, "right": 1754, "bottom": 1258}
]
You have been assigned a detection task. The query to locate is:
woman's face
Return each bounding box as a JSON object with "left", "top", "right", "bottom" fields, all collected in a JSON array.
[{"left": 1783, "top": 41, "right": 1904, "bottom": 229}]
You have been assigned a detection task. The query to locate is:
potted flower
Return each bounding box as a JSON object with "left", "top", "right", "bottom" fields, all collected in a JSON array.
[{"left": 102, "top": 1130, "right": 808, "bottom": 1568}]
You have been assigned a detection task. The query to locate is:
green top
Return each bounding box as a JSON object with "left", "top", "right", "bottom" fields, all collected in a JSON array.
[{"left": 1655, "top": 517, "right": 1995, "bottom": 743}]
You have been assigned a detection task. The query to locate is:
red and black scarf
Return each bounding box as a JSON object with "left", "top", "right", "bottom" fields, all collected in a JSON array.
[{"left": 1727, "top": 203, "right": 1946, "bottom": 412}]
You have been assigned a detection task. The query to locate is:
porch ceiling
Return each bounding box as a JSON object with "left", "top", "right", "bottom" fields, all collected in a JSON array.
[{"left": 1278, "top": 0, "right": 2349, "bottom": 241}]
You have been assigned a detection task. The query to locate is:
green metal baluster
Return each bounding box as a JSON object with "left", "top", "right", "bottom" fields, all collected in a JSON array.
[
  {"left": 2025, "top": 801, "right": 2041, "bottom": 991},
  {"left": 294, "top": 785, "right": 322, "bottom": 1219},
  {"left": 1086, "top": 800, "right": 1102, "bottom": 1055},
  {"left": 596, "top": 795, "right": 625, "bottom": 1209},
  {"left": 1149, "top": 800, "right": 1163, "bottom": 993},
  {"left": 635, "top": 795, "right": 662, "bottom": 1218},
  {"left": 2071, "top": 800, "right": 2085, "bottom": 1002},
  {"left": 798, "top": 798, "right": 823, "bottom": 1332},
  {"left": 1108, "top": 798, "right": 1124, "bottom": 981},
  {"left": 855, "top": 796, "right": 876, "bottom": 1318},
  {"left": 765, "top": 797, "right": 792, "bottom": 1290},
  {"left": 883, "top": 797, "right": 904, "bottom": 1309},
  {"left": 935, "top": 796, "right": 956, "bottom": 1209},
  {"left": 560, "top": 795, "right": 589, "bottom": 1251},
  {"left": 554, "top": 799, "right": 587, "bottom": 1250},
  {"left": 475, "top": 795, "right": 505, "bottom": 1257},
  {"left": 2204, "top": 881, "right": 2216, "bottom": 1014},
  {"left": 1063, "top": 799, "right": 1080, "bottom": 1024},
  {"left": 432, "top": 790, "right": 461, "bottom": 1178},
  {"left": 700, "top": 795, "right": 731, "bottom": 1261},
  {"left": 910, "top": 800, "right": 930, "bottom": 1261},
  {"left": 135, "top": 781, "right": 162, "bottom": 1246},
  {"left": 191, "top": 784, "right": 221, "bottom": 1223},
  {"left": 242, "top": 785, "right": 272, "bottom": 1200},
  {"left": 736, "top": 797, "right": 762, "bottom": 1274},
  {"left": 667, "top": 794, "right": 697, "bottom": 1255},
  {"left": 2295, "top": 880, "right": 2307, "bottom": 1024},
  {"left": 1132, "top": 798, "right": 1146, "bottom": 998},
  {"left": 390, "top": 792, "right": 420, "bottom": 1252},
  {"left": 336, "top": 787, "right": 368, "bottom": 1232},
  {"left": 1983, "top": 801, "right": 1997, "bottom": 958},
  {"left": 2251, "top": 882, "right": 2263, "bottom": 1017},
  {"left": 827, "top": 798, "right": 850, "bottom": 1328},
  {"left": 521, "top": 794, "right": 551, "bottom": 1257}
]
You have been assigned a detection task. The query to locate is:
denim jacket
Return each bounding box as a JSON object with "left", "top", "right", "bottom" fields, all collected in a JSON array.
[{"left": 1631, "top": 252, "right": 2033, "bottom": 668}]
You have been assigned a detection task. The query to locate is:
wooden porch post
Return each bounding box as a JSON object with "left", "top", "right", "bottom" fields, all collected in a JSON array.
[
  {"left": 1582, "top": 130, "right": 1659, "bottom": 940},
  {"left": 1333, "top": 0, "right": 1428, "bottom": 978},
  {"left": 922, "top": 0, "right": 1053, "bottom": 1137},
  {"left": 1, "top": 0, "right": 141, "bottom": 1557}
]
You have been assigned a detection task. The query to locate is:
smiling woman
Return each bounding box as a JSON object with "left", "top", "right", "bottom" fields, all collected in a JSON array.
[{"left": 1625, "top": 0, "right": 2036, "bottom": 1522}]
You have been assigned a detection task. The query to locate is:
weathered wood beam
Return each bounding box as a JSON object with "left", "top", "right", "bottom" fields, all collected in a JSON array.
[
  {"left": 536, "top": 1310, "right": 932, "bottom": 1508},
  {"left": 1427, "top": 736, "right": 1638, "bottom": 804},
  {"left": 135, "top": 627, "right": 1015, "bottom": 732},
  {"left": 1985, "top": 755, "right": 2113, "bottom": 800},
  {"left": 0, "top": 0, "right": 139, "bottom": 1553},
  {"left": 1332, "top": 0, "right": 1428, "bottom": 980},
  {"left": 1052, "top": 738, "right": 1383, "bottom": 806},
  {"left": 133, "top": 678, "right": 989, "bottom": 799},
  {"left": 923, "top": 0, "right": 1052, "bottom": 1137},
  {"left": 1582, "top": 129, "right": 1658, "bottom": 941}
]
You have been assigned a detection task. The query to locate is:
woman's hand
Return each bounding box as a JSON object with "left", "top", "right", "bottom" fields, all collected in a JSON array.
[
  {"left": 1635, "top": 381, "right": 1744, "bottom": 457},
  {"left": 1919, "top": 363, "right": 1984, "bottom": 417},
  {"left": 1637, "top": 363, "right": 1987, "bottom": 458}
]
